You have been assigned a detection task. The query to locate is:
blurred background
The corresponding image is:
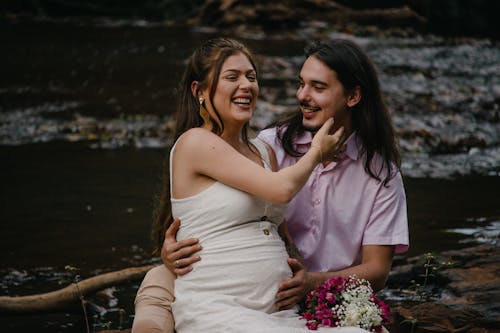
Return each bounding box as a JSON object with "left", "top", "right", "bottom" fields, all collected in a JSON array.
[{"left": 1, "top": 1, "right": 499, "bottom": 331}]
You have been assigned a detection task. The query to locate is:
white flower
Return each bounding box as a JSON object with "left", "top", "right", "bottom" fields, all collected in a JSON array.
[{"left": 337, "top": 284, "right": 383, "bottom": 329}]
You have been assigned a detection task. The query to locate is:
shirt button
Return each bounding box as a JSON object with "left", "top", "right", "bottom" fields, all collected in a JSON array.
[
  {"left": 263, "top": 229, "right": 270, "bottom": 235},
  {"left": 314, "top": 199, "right": 321, "bottom": 205}
]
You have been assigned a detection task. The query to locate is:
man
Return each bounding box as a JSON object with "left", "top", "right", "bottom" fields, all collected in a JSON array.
[{"left": 132, "top": 39, "right": 408, "bottom": 332}]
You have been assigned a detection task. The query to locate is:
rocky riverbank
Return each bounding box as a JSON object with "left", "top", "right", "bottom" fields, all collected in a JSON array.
[
  {"left": 92, "top": 244, "right": 500, "bottom": 333},
  {"left": 84, "top": 243, "right": 500, "bottom": 333},
  {"left": 1, "top": 22, "right": 499, "bottom": 178},
  {"left": 2, "top": 1, "right": 499, "bottom": 179},
  {"left": 386, "top": 244, "right": 500, "bottom": 332}
]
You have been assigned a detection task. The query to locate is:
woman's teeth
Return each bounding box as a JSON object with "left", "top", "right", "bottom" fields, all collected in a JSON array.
[{"left": 233, "top": 98, "right": 251, "bottom": 105}]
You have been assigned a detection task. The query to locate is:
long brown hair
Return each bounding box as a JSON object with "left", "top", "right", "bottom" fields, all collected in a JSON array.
[
  {"left": 275, "top": 39, "right": 401, "bottom": 186},
  {"left": 151, "top": 37, "right": 258, "bottom": 255}
]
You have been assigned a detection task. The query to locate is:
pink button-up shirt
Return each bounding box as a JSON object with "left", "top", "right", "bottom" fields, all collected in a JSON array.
[{"left": 258, "top": 128, "right": 409, "bottom": 273}]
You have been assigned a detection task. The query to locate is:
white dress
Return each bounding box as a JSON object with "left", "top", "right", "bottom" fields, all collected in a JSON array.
[{"left": 170, "top": 139, "right": 368, "bottom": 333}]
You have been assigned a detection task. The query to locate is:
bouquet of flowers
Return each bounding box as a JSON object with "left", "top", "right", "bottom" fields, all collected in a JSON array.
[{"left": 300, "top": 275, "right": 391, "bottom": 332}]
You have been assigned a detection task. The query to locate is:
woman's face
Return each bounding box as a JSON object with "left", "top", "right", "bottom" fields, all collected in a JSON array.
[{"left": 206, "top": 52, "right": 259, "bottom": 127}]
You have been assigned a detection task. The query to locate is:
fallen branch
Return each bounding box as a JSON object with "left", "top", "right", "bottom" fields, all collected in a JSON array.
[{"left": 0, "top": 265, "right": 155, "bottom": 314}]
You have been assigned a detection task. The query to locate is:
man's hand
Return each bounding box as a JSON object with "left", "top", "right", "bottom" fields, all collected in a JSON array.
[
  {"left": 275, "top": 258, "right": 310, "bottom": 310},
  {"left": 161, "top": 218, "right": 202, "bottom": 276}
]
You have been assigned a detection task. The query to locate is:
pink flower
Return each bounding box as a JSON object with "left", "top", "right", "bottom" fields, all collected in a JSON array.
[
  {"left": 321, "top": 318, "right": 333, "bottom": 326},
  {"left": 306, "top": 321, "right": 319, "bottom": 330},
  {"left": 372, "top": 294, "right": 391, "bottom": 323},
  {"left": 303, "top": 312, "right": 315, "bottom": 321}
]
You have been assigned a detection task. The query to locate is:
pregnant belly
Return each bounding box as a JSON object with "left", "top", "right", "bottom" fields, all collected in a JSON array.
[{"left": 175, "top": 240, "right": 292, "bottom": 312}]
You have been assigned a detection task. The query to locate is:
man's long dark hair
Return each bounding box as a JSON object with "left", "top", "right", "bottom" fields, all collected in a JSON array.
[{"left": 275, "top": 39, "right": 401, "bottom": 185}]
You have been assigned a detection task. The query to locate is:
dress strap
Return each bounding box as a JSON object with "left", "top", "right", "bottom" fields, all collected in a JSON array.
[{"left": 168, "top": 141, "right": 179, "bottom": 194}]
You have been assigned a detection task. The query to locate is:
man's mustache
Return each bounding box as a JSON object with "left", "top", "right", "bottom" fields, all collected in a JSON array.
[{"left": 300, "top": 102, "right": 321, "bottom": 110}]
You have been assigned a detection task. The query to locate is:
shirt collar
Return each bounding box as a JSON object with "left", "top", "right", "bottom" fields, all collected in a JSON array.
[{"left": 295, "top": 131, "right": 360, "bottom": 161}]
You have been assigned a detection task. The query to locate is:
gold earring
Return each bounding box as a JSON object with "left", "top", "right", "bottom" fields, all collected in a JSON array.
[{"left": 199, "top": 97, "right": 211, "bottom": 125}]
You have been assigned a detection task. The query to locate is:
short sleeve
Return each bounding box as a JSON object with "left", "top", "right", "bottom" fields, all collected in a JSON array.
[{"left": 363, "top": 171, "right": 409, "bottom": 254}]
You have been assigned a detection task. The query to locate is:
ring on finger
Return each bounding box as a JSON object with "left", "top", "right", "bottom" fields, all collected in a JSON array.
[{"left": 175, "top": 260, "right": 180, "bottom": 268}]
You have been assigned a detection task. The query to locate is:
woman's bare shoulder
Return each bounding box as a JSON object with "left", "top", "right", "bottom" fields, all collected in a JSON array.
[
  {"left": 178, "top": 127, "right": 211, "bottom": 140},
  {"left": 177, "top": 128, "right": 219, "bottom": 148}
]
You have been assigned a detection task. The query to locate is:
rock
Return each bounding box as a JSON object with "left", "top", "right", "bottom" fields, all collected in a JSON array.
[
  {"left": 391, "top": 303, "right": 484, "bottom": 333},
  {"left": 438, "top": 246, "right": 500, "bottom": 312},
  {"left": 387, "top": 245, "right": 500, "bottom": 332},
  {"left": 197, "top": 0, "right": 345, "bottom": 29},
  {"left": 343, "top": 6, "right": 425, "bottom": 30},
  {"left": 4, "top": 0, "right": 497, "bottom": 38},
  {"left": 196, "top": 0, "right": 425, "bottom": 32}
]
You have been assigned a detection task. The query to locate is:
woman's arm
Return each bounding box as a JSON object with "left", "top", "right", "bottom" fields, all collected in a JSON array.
[{"left": 174, "top": 118, "right": 342, "bottom": 204}]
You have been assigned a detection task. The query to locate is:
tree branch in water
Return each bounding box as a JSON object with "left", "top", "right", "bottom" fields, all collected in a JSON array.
[{"left": 0, "top": 265, "right": 154, "bottom": 314}]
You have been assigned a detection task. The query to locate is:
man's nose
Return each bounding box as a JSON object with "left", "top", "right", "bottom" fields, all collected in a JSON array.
[{"left": 296, "top": 86, "right": 309, "bottom": 101}]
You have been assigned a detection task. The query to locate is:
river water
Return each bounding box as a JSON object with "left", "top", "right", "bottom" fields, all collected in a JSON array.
[{"left": 1, "top": 19, "right": 499, "bottom": 331}]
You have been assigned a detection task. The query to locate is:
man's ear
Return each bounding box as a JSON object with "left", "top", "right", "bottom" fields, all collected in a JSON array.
[
  {"left": 347, "top": 86, "right": 361, "bottom": 108},
  {"left": 191, "top": 81, "right": 199, "bottom": 98}
]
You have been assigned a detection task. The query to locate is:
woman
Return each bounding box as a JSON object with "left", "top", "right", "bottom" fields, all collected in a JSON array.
[{"left": 133, "top": 37, "right": 365, "bottom": 333}]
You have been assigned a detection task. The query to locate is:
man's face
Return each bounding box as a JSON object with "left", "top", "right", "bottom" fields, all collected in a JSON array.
[{"left": 296, "top": 55, "right": 351, "bottom": 133}]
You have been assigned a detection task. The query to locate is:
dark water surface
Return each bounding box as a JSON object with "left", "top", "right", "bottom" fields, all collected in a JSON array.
[
  {"left": 0, "top": 143, "right": 162, "bottom": 270},
  {"left": 1, "top": 143, "right": 499, "bottom": 270},
  {"left": 1, "top": 19, "right": 499, "bottom": 331}
]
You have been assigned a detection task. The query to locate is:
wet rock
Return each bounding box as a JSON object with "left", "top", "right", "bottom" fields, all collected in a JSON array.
[
  {"left": 391, "top": 303, "right": 487, "bottom": 333},
  {"left": 197, "top": 0, "right": 344, "bottom": 29},
  {"left": 387, "top": 244, "right": 500, "bottom": 332},
  {"left": 0, "top": 104, "right": 174, "bottom": 149},
  {"left": 342, "top": 6, "right": 425, "bottom": 31},
  {"left": 196, "top": 0, "right": 424, "bottom": 32},
  {"left": 4, "top": 0, "right": 498, "bottom": 38}
]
